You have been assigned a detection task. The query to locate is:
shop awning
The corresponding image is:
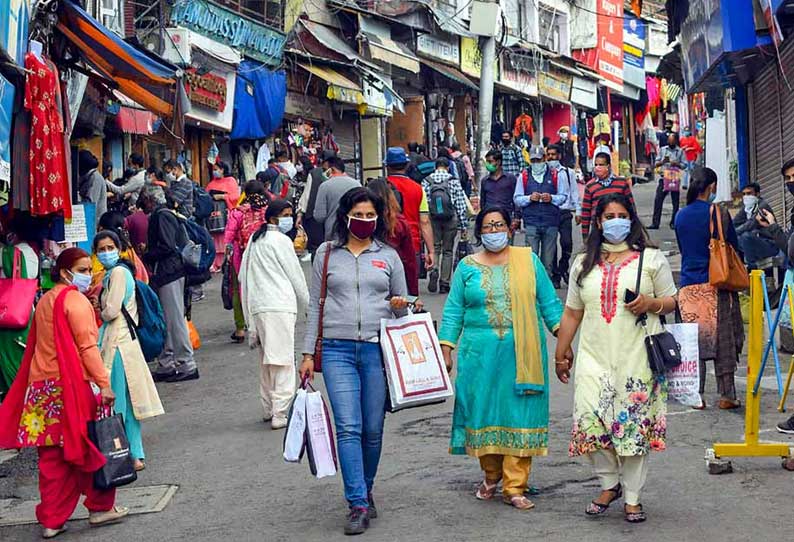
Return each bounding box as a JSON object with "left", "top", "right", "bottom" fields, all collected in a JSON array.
[
  {"left": 117, "top": 107, "right": 155, "bottom": 135},
  {"left": 362, "top": 33, "right": 420, "bottom": 73},
  {"left": 299, "top": 63, "right": 365, "bottom": 105},
  {"left": 231, "top": 61, "right": 286, "bottom": 140},
  {"left": 57, "top": 0, "right": 179, "bottom": 118},
  {"left": 419, "top": 58, "right": 478, "bottom": 91}
]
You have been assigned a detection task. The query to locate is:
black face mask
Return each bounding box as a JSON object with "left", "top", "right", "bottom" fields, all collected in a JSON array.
[
  {"left": 787, "top": 183, "right": 794, "bottom": 196},
  {"left": 501, "top": 139, "right": 511, "bottom": 146}
]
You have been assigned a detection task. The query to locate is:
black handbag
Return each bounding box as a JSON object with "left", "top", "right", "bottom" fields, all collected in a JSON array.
[
  {"left": 221, "top": 256, "right": 234, "bottom": 311},
  {"left": 631, "top": 249, "right": 683, "bottom": 376},
  {"left": 87, "top": 408, "right": 138, "bottom": 490},
  {"left": 207, "top": 201, "right": 228, "bottom": 233}
]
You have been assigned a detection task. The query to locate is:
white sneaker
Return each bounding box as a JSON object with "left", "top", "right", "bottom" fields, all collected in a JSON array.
[{"left": 271, "top": 418, "right": 287, "bottom": 430}]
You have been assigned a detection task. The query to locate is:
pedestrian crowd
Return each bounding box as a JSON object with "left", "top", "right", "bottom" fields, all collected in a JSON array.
[{"left": 2, "top": 128, "right": 794, "bottom": 539}]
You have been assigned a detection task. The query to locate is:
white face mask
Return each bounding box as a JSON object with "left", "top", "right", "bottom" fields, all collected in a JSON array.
[
  {"left": 559, "top": 131, "right": 569, "bottom": 140},
  {"left": 743, "top": 195, "right": 758, "bottom": 210}
]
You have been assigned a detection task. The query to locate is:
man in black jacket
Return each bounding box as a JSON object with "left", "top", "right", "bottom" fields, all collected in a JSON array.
[{"left": 144, "top": 195, "right": 198, "bottom": 382}]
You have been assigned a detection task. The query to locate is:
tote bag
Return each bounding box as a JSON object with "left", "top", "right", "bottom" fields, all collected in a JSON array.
[
  {"left": 87, "top": 409, "right": 137, "bottom": 490},
  {"left": 0, "top": 249, "right": 37, "bottom": 329},
  {"left": 708, "top": 205, "right": 749, "bottom": 291},
  {"left": 665, "top": 322, "right": 701, "bottom": 407},
  {"left": 305, "top": 390, "right": 337, "bottom": 479},
  {"left": 283, "top": 387, "right": 308, "bottom": 463}
]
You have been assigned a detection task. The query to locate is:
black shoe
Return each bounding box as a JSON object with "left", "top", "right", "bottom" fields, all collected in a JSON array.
[
  {"left": 439, "top": 282, "right": 450, "bottom": 294},
  {"left": 647, "top": 224, "right": 660, "bottom": 230},
  {"left": 428, "top": 270, "right": 439, "bottom": 293},
  {"left": 368, "top": 493, "right": 377, "bottom": 519},
  {"left": 344, "top": 507, "right": 369, "bottom": 535},
  {"left": 165, "top": 368, "right": 200, "bottom": 383},
  {"left": 776, "top": 415, "right": 794, "bottom": 434},
  {"left": 152, "top": 369, "right": 176, "bottom": 382}
]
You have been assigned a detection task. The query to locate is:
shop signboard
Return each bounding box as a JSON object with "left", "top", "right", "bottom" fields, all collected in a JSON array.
[
  {"left": 0, "top": 74, "right": 12, "bottom": 184},
  {"left": 499, "top": 62, "right": 538, "bottom": 97},
  {"left": 186, "top": 69, "right": 227, "bottom": 112},
  {"left": 170, "top": 0, "right": 286, "bottom": 66},
  {"left": 0, "top": 0, "right": 29, "bottom": 66},
  {"left": 538, "top": 70, "right": 572, "bottom": 102},
  {"left": 623, "top": 13, "right": 645, "bottom": 69},
  {"left": 595, "top": 0, "right": 623, "bottom": 92},
  {"left": 679, "top": 0, "right": 723, "bottom": 90},
  {"left": 416, "top": 33, "right": 460, "bottom": 66},
  {"left": 460, "top": 36, "right": 498, "bottom": 79}
]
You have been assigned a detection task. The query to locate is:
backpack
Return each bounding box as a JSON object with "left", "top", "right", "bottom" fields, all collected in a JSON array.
[
  {"left": 236, "top": 205, "right": 268, "bottom": 250},
  {"left": 192, "top": 184, "right": 213, "bottom": 221},
  {"left": 390, "top": 183, "right": 404, "bottom": 212},
  {"left": 453, "top": 158, "right": 468, "bottom": 183},
  {"left": 176, "top": 215, "right": 214, "bottom": 285},
  {"left": 416, "top": 161, "right": 435, "bottom": 180},
  {"left": 429, "top": 176, "right": 455, "bottom": 221},
  {"left": 121, "top": 279, "right": 166, "bottom": 363}
]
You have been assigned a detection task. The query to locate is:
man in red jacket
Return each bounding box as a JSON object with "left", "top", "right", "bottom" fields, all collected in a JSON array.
[{"left": 385, "top": 147, "right": 435, "bottom": 273}]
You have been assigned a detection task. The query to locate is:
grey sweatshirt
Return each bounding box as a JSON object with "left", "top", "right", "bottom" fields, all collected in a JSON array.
[
  {"left": 313, "top": 175, "right": 361, "bottom": 240},
  {"left": 303, "top": 240, "right": 408, "bottom": 354}
]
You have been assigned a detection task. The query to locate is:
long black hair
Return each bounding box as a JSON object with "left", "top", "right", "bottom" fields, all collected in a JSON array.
[
  {"left": 473, "top": 206, "right": 512, "bottom": 245},
  {"left": 686, "top": 166, "right": 717, "bottom": 205},
  {"left": 98, "top": 211, "right": 133, "bottom": 251},
  {"left": 576, "top": 193, "right": 655, "bottom": 287},
  {"left": 333, "top": 187, "right": 386, "bottom": 245},
  {"left": 92, "top": 230, "right": 135, "bottom": 274},
  {"left": 251, "top": 199, "right": 293, "bottom": 243}
]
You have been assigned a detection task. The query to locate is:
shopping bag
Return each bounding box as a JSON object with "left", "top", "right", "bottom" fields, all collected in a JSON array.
[
  {"left": 663, "top": 167, "right": 681, "bottom": 192},
  {"left": 221, "top": 257, "right": 234, "bottom": 311},
  {"left": 305, "top": 389, "right": 337, "bottom": 479},
  {"left": 188, "top": 319, "right": 201, "bottom": 350},
  {"left": 87, "top": 409, "right": 137, "bottom": 490},
  {"left": 380, "top": 311, "right": 453, "bottom": 411},
  {"left": 664, "top": 323, "right": 701, "bottom": 407},
  {"left": 283, "top": 387, "right": 308, "bottom": 463},
  {"left": 0, "top": 248, "right": 38, "bottom": 329}
]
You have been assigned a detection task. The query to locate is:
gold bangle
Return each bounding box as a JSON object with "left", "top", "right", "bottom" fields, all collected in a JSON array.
[
  {"left": 653, "top": 300, "right": 664, "bottom": 315},
  {"left": 555, "top": 360, "right": 569, "bottom": 366}
]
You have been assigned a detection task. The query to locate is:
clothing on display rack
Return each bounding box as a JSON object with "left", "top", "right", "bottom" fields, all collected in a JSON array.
[
  {"left": 592, "top": 113, "right": 611, "bottom": 139},
  {"left": 513, "top": 114, "right": 534, "bottom": 143},
  {"left": 240, "top": 145, "right": 258, "bottom": 182},
  {"left": 24, "top": 53, "right": 71, "bottom": 219},
  {"left": 255, "top": 143, "right": 271, "bottom": 174}
]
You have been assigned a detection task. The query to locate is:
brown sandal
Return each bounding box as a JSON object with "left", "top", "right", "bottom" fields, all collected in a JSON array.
[
  {"left": 503, "top": 494, "right": 535, "bottom": 510},
  {"left": 475, "top": 479, "right": 499, "bottom": 500}
]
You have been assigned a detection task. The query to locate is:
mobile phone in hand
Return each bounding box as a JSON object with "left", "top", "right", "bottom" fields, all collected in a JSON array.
[{"left": 624, "top": 289, "right": 638, "bottom": 304}]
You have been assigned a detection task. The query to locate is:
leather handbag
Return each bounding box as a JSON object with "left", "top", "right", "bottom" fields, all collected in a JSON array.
[
  {"left": 313, "top": 246, "right": 332, "bottom": 373},
  {"left": 632, "top": 249, "right": 683, "bottom": 376},
  {"left": 0, "top": 248, "right": 38, "bottom": 329},
  {"left": 708, "top": 204, "right": 749, "bottom": 291}
]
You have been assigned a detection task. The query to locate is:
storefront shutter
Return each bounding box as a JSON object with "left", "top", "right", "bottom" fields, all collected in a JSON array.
[
  {"left": 331, "top": 112, "right": 360, "bottom": 179},
  {"left": 778, "top": 41, "right": 794, "bottom": 226},
  {"left": 750, "top": 60, "right": 784, "bottom": 221}
]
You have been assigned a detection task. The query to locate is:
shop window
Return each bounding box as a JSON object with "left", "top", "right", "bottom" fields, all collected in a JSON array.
[
  {"left": 85, "top": 0, "right": 125, "bottom": 37},
  {"left": 535, "top": 2, "right": 570, "bottom": 57}
]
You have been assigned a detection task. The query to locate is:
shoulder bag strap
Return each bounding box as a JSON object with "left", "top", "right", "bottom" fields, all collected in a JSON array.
[
  {"left": 316, "top": 246, "right": 332, "bottom": 343},
  {"left": 711, "top": 203, "right": 726, "bottom": 242},
  {"left": 634, "top": 248, "right": 647, "bottom": 325},
  {"left": 12, "top": 248, "right": 21, "bottom": 279}
]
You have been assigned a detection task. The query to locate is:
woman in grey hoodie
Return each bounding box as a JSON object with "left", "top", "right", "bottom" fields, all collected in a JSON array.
[{"left": 300, "top": 187, "right": 410, "bottom": 536}]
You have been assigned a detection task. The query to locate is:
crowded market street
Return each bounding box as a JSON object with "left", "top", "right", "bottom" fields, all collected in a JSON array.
[{"left": 1, "top": 183, "right": 792, "bottom": 542}]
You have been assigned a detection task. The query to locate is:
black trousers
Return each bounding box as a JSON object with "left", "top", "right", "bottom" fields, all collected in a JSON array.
[
  {"left": 651, "top": 179, "right": 680, "bottom": 227},
  {"left": 554, "top": 210, "right": 573, "bottom": 279}
]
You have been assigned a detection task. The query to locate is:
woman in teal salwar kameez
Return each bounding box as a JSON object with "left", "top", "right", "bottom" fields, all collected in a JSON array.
[{"left": 440, "top": 207, "right": 563, "bottom": 511}]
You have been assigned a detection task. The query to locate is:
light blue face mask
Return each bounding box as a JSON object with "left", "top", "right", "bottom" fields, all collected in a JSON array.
[
  {"left": 278, "top": 216, "right": 294, "bottom": 234},
  {"left": 482, "top": 231, "right": 509, "bottom": 252},
  {"left": 546, "top": 159, "right": 561, "bottom": 170},
  {"left": 530, "top": 163, "right": 547, "bottom": 177},
  {"left": 68, "top": 270, "right": 92, "bottom": 293},
  {"left": 97, "top": 250, "right": 119, "bottom": 269},
  {"left": 601, "top": 218, "right": 632, "bottom": 244},
  {"left": 708, "top": 193, "right": 717, "bottom": 203}
]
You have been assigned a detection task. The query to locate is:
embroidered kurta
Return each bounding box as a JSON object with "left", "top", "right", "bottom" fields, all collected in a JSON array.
[
  {"left": 439, "top": 253, "right": 562, "bottom": 458},
  {"left": 24, "top": 53, "right": 70, "bottom": 218},
  {"left": 566, "top": 249, "right": 676, "bottom": 457}
]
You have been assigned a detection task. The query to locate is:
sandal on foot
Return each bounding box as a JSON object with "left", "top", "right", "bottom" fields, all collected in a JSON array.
[
  {"left": 89, "top": 506, "right": 129, "bottom": 526},
  {"left": 42, "top": 526, "right": 67, "bottom": 539},
  {"left": 475, "top": 479, "right": 500, "bottom": 500},
  {"left": 134, "top": 459, "right": 146, "bottom": 472},
  {"left": 624, "top": 504, "right": 647, "bottom": 523},
  {"left": 585, "top": 485, "right": 623, "bottom": 516},
  {"left": 503, "top": 494, "right": 535, "bottom": 510},
  {"left": 230, "top": 333, "right": 245, "bottom": 344}
]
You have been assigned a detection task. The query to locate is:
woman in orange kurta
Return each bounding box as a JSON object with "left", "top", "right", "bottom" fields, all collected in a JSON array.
[
  {"left": 207, "top": 161, "right": 241, "bottom": 271},
  {"left": 0, "top": 248, "right": 129, "bottom": 538}
]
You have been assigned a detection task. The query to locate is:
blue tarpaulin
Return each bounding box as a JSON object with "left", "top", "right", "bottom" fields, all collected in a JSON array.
[{"left": 231, "top": 61, "right": 285, "bottom": 140}]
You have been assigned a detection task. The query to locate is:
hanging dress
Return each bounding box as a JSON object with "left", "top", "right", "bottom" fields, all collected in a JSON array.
[{"left": 24, "top": 53, "right": 71, "bottom": 218}]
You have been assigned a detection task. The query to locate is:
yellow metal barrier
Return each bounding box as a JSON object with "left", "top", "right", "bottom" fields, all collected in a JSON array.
[
  {"left": 778, "top": 285, "right": 794, "bottom": 413},
  {"left": 707, "top": 271, "right": 793, "bottom": 468}
]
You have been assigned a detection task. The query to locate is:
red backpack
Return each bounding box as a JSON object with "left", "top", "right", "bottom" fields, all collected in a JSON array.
[{"left": 236, "top": 204, "right": 268, "bottom": 250}]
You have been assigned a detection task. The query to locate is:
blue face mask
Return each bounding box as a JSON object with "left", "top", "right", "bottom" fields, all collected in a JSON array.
[
  {"left": 602, "top": 218, "right": 632, "bottom": 244},
  {"left": 530, "top": 163, "right": 546, "bottom": 177},
  {"left": 68, "top": 270, "right": 92, "bottom": 293},
  {"left": 708, "top": 193, "right": 717, "bottom": 203},
  {"left": 97, "top": 250, "right": 119, "bottom": 269},
  {"left": 481, "top": 231, "right": 509, "bottom": 252},
  {"left": 278, "top": 216, "right": 294, "bottom": 234},
  {"left": 547, "top": 159, "right": 560, "bottom": 170}
]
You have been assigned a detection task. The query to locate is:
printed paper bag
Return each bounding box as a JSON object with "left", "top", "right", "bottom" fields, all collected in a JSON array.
[
  {"left": 380, "top": 312, "right": 453, "bottom": 411},
  {"left": 87, "top": 411, "right": 137, "bottom": 490},
  {"left": 665, "top": 323, "right": 701, "bottom": 407},
  {"left": 283, "top": 389, "right": 308, "bottom": 463},
  {"left": 305, "top": 391, "right": 337, "bottom": 479}
]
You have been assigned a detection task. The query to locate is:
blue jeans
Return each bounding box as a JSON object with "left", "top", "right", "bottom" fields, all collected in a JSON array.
[
  {"left": 321, "top": 339, "right": 387, "bottom": 508},
  {"left": 738, "top": 231, "right": 779, "bottom": 266},
  {"left": 524, "top": 224, "right": 558, "bottom": 278}
]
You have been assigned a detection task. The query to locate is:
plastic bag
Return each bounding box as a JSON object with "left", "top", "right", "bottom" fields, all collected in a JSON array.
[
  {"left": 665, "top": 323, "right": 701, "bottom": 407},
  {"left": 283, "top": 388, "right": 308, "bottom": 463},
  {"left": 305, "top": 390, "right": 337, "bottom": 479},
  {"left": 188, "top": 319, "right": 201, "bottom": 350}
]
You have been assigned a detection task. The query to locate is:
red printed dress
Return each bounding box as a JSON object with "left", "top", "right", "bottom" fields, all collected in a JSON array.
[{"left": 24, "top": 53, "right": 70, "bottom": 217}]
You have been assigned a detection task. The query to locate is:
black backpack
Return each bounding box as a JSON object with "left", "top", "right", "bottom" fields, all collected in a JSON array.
[
  {"left": 428, "top": 176, "right": 455, "bottom": 221},
  {"left": 192, "top": 184, "right": 213, "bottom": 221}
]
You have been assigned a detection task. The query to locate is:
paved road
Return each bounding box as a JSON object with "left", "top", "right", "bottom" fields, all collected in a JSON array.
[{"left": 2, "top": 181, "right": 793, "bottom": 541}]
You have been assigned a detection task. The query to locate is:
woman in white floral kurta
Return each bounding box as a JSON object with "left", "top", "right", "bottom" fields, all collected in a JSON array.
[{"left": 555, "top": 194, "right": 677, "bottom": 523}]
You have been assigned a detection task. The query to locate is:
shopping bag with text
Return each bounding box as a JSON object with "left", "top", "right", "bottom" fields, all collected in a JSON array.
[
  {"left": 305, "top": 390, "right": 337, "bottom": 479},
  {"left": 665, "top": 322, "right": 701, "bottom": 407},
  {"left": 282, "top": 388, "right": 308, "bottom": 463}
]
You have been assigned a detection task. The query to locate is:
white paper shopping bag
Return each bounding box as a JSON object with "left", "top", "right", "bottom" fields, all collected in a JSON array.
[
  {"left": 665, "top": 323, "right": 701, "bottom": 407},
  {"left": 305, "top": 391, "right": 337, "bottom": 479},
  {"left": 380, "top": 312, "right": 453, "bottom": 411},
  {"left": 283, "top": 388, "right": 307, "bottom": 463}
]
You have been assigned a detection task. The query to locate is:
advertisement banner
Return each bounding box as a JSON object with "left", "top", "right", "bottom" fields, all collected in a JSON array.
[
  {"left": 623, "top": 13, "right": 646, "bottom": 69},
  {"left": 0, "top": 74, "right": 12, "bottom": 186},
  {"left": 0, "top": 0, "right": 30, "bottom": 66},
  {"left": 538, "top": 70, "right": 572, "bottom": 102},
  {"left": 596, "top": 0, "right": 624, "bottom": 92}
]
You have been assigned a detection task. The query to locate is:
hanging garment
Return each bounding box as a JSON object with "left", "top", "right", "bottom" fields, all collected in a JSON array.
[
  {"left": 592, "top": 113, "right": 611, "bottom": 138},
  {"left": 321, "top": 129, "right": 339, "bottom": 154},
  {"left": 240, "top": 146, "right": 257, "bottom": 181},
  {"left": 512, "top": 114, "right": 534, "bottom": 141},
  {"left": 678, "top": 97, "right": 690, "bottom": 131},
  {"left": 646, "top": 76, "right": 661, "bottom": 109},
  {"left": 24, "top": 54, "right": 70, "bottom": 218}
]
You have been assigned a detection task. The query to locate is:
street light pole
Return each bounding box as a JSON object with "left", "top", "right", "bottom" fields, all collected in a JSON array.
[{"left": 476, "top": 34, "right": 496, "bottom": 191}]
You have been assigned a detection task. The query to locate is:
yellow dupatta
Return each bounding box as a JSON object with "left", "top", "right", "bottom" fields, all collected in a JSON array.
[{"left": 508, "top": 247, "right": 544, "bottom": 394}]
